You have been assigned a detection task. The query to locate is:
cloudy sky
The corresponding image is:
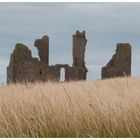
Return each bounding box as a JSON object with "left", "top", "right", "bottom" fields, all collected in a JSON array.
[{"left": 0, "top": 2, "right": 140, "bottom": 83}]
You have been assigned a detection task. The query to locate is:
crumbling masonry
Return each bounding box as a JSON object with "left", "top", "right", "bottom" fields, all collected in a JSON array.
[
  {"left": 102, "top": 43, "right": 131, "bottom": 79},
  {"left": 7, "top": 31, "right": 132, "bottom": 83},
  {"left": 7, "top": 31, "right": 88, "bottom": 83}
]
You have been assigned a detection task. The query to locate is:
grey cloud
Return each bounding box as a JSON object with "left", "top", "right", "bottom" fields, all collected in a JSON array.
[{"left": 0, "top": 3, "right": 140, "bottom": 82}]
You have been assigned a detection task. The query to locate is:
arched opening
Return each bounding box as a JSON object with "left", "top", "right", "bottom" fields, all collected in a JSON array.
[{"left": 60, "top": 68, "right": 65, "bottom": 82}]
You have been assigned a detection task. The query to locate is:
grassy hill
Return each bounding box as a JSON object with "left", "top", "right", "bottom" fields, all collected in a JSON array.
[{"left": 0, "top": 77, "right": 140, "bottom": 137}]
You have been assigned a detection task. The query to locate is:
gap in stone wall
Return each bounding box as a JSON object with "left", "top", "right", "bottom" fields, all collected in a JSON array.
[{"left": 60, "top": 68, "right": 65, "bottom": 82}]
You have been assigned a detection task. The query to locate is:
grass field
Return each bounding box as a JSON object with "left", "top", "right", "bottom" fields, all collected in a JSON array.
[{"left": 0, "top": 77, "right": 140, "bottom": 137}]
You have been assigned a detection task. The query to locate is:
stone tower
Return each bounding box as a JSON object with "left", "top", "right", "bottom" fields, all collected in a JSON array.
[
  {"left": 73, "top": 31, "right": 87, "bottom": 67},
  {"left": 102, "top": 43, "right": 131, "bottom": 79},
  {"left": 34, "top": 35, "right": 49, "bottom": 65},
  {"left": 72, "top": 31, "right": 88, "bottom": 80},
  {"left": 7, "top": 43, "right": 32, "bottom": 83}
]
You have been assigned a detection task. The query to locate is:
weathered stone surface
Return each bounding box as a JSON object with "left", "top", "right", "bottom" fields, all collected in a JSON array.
[
  {"left": 48, "top": 64, "right": 86, "bottom": 82},
  {"left": 7, "top": 43, "right": 32, "bottom": 83},
  {"left": 34, "top": 35, "right": 49, "bottom": 65},
  {"left": 73, "top": 31, "right": 88, "bottom": 80},
  {"left": 73, "top": 31, "right": 87, "bottom": 67},
  {"left": 102, "top": 43, "right": 131, "bottom": 79},
  {"left": 7, "top": 31, "right": 88, "bottom": 83}
]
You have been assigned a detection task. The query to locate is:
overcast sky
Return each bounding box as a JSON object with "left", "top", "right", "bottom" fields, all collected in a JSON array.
[{"left": 0, "top": 2, "right": 140, "bottom": 83}]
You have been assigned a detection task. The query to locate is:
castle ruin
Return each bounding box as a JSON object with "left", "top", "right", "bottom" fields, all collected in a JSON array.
[
  {"left": 7, "top": 30, "right": 133, "bottom": 83},
  {"left": 7, "top": 31, "right": 88, "bottom": 83},
  {"left": 102, "top": 43, "right": 131, "bottom": 79}
]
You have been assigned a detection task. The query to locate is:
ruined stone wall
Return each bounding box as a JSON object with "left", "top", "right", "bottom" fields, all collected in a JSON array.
[
  {"left": 7, "top": 32, "right": 133, "bottom": 83},
  {"left": 72, "top": 31, "right": 88, "bottom": 80},
  {"left": 73, "top": 31, "right": 87, "bottom": 68},
  {"left": 102, "top": 43, "right": 131, "bottom": 79},
  {"left": 7, "top": 31, "right": 88, "bottom": 83},
  {"left": 21, "top": 59, "right": 49, "bottom": 82},
  {"left": 7, "top": 44, "right": 32, "bottom": 83},
  {"left": 47, "top": 65, "right": 61, "bottom": 81},
  {"left": 65, "top": 66, "right": 80, "bottom": 81},
  {"left": 47, "top": 64, "right": 81, "bottom": 82},
  {"left": 34, "top": 35, "right": 49, "bottom": 65}
]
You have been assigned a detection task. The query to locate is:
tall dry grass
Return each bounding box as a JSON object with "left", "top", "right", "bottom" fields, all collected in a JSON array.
[{"left": 0, "top": 77, "right": 140, "bottom": 137}]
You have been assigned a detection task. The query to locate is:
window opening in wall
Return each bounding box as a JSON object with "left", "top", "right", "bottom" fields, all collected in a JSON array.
[{"left": 60, "top": 68, "right": 65, "bottom": 82}]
